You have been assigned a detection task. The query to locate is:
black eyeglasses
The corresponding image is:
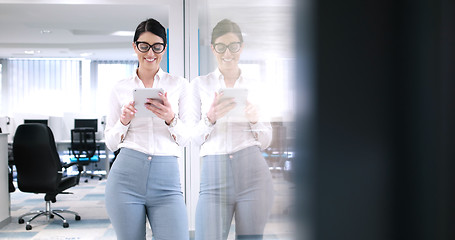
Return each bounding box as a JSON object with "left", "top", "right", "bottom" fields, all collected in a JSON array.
[
  {"left": 135, "top": 41, "right": 166, "bottom": 53},
  {"left": 213, "top": 42, "right": 242, "bottom": 54}
]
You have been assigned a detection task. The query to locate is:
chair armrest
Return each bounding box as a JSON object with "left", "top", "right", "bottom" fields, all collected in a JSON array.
[{"left": 62, "top": 162, "right": 77, "bottom": 169}]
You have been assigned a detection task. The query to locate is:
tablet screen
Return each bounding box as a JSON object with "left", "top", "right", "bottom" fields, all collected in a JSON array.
[
  {"left": 133, "top": 88, "right": 164, "bottom": 117},
  {"left": 218, "top": 88, "right": 248, "bottom": 118}
]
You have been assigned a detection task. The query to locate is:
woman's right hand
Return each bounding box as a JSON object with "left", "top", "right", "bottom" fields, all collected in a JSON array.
[
  {"left": 120, "top": 101, "right": 137, "bottom": 125},
  {"left": 206, "top": 92, "right": 236, "bottom": 124}
]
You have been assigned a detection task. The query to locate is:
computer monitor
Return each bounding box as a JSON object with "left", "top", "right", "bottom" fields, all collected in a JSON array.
[
  {"left": 24, "top": 119, "right": 48, "bottom": 125},
  {"left": 74, "top": 119, "right": 98, "bottom": 132}
]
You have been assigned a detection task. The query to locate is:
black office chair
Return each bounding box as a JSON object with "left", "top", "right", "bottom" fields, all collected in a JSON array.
[
  {"left": 12, "top": 123, "right": 81, "bottom": 230},
  {"left": 69, "top": 128, "right": 104, "bottom": 182}
]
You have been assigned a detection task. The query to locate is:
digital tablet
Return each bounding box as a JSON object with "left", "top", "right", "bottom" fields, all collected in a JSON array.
[
  {"left": 133, "top": 88, "right": 164, "bottom": 117},
  {"left": 218, "top": 88, "right": 248, "bottom": 118}
]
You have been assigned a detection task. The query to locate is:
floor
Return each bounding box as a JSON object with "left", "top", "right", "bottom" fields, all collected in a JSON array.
[{"left": 0, "top": 173, "right": 295, "bottom": 240}]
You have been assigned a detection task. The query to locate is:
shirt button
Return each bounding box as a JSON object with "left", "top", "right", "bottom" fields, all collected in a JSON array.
[
  {"left": 229, "top": 155, "right": 233, "bottom": 159},
  {"left": 148, "top": 156, "right": 152, "bottom": 160}
]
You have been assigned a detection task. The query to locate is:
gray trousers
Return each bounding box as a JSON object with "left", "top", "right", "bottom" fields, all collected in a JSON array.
[
  {"left": 195, "top": 146, "right": 274, "bottom": 240},
  {"left": 105, "top": 148, "right": 188, "bottom": 240}
]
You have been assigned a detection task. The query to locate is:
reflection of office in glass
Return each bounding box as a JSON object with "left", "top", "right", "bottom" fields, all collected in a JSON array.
[
  {"left": 192, "top": 19, "right": 274, "bottom": 240},
  {"left": 0, "top": 1, "right": 297, "bottom": 239},
  {"left": 195, "top": 2, "right": 296, "bottom": 238}
]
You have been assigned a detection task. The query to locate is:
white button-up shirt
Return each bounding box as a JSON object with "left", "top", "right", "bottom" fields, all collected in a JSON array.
[
  {"left": 191, "top": 68, "right": 272, "bottom": 156},
  {"left": 104, "top": 68, "right": 191, "bottom": 157}
]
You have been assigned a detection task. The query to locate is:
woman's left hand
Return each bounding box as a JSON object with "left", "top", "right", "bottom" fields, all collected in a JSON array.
[
  {"left": 245, "top": 101, "right": 259, "bottom": 124},
  {"left": 145, "top": 92, "right": 175, "bottom": 124}
]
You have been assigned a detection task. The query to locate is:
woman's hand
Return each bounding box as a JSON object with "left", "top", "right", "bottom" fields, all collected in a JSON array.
[
  {"left": 245, "top": 101, "right": 259, "bottom": 124},
  {"left": 206, "top": 92, "right": 236, "bottom": 124},
  {"left": 145, "top": 92, "right": 175, "bottom": 124},
  {"left": 120, "top": 101, "right": 137, "bottom": 125}
]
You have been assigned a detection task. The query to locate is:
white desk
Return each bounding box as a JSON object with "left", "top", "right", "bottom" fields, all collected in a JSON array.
[{"left": 0, "top": 133, "right": 11, "bottom": 228}]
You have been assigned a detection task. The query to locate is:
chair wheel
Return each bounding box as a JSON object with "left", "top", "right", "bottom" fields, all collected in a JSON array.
[
  {"left": 75, "top": 215, "right": 81, "bottom": 221},
  {"left": 18, "top": 218, "right": 24, "bottom": 224},
  {"left": 50, "top": 214, "right": 54, "bottom": 219},
  {"left": 63, "top": 222, "right": 69, "bottom": 228},
  {"left": 26, "top": 224, "right": 32, "bottom": 230}
]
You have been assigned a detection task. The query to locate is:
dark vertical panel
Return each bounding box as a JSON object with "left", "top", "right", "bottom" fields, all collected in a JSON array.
[
  {"left": 439, "top": 0, "right": 455, "bottom": 239},
  {"left": 393, "top": 0, "right": 442, "bottom": 239},
  {"left": 294, "top": 0, "right": 455, "bottom": 240},
  {"left": 392, "top": 0, "right": 455, "bottom": 239},
  {"left": 315, "top": 1, "right": 394, "bottom": 239}
]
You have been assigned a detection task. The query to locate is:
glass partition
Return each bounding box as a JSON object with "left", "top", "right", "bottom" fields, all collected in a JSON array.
[
  {"left": 0, "top": 0, "right": 300, "bottom": 238},
  {"left": 192, "top": 0, "right": 297, "bottom": 238}
]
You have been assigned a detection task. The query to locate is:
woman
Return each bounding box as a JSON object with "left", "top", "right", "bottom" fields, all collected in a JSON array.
[
  {"left": 104, "top": 18, "right": 190, "bottom": 240},
  {"left": 192, "top": 19, "right": 274, "bottom": 240}
]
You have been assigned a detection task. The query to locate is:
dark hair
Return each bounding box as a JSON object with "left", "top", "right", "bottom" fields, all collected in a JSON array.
[
  {"left": 133, "top": 18, "right": 167, "bottom": 47},
  {"left": 211, "top": 19, "right": 243, "bottom": 44}
]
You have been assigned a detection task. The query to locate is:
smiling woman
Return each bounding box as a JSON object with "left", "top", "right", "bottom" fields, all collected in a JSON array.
[
  {"left": 132, "top": 18, "right": 168, "bottom": 86},
  {"left": 104, "top": 18, "right": 191, "bottom": 240}
]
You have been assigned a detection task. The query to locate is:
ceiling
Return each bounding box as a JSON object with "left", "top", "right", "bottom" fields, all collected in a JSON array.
[
  {"left": 0, "top": 0, "right": 295, "bottom": 61},
  {"left": 0, "top": 2, "right": 168, "bottom": 60}
]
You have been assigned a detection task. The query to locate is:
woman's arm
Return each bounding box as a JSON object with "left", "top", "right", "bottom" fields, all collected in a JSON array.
[
  {"left": 165, "top": 78, "right": 193, "bottom": 147},
  {"left": 189, "top": 79, "right": 217, "bottom": 146},
  {"left": 104, "top": 88, "right": 130, "bottom": 152},
  {"left": 249, "top": 121, "right": 273, "bottom": 150}
]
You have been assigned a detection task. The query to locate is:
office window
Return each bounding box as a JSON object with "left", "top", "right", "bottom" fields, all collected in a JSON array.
[
  {"left": 2, "top": 59, "right": 81, "bottom": 116},
  {"left": 238, "top": 60, "right": 296, "bottom": 120},
  {"left": 1, "top": 59, "right": 137, "bottom": 117},
  {"left": 95, "top": 61, "right": 137, "bottom": 116}
]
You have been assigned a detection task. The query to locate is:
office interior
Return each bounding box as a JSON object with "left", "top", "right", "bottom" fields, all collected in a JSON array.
[
  {"left": 2, "top": 0, "right": 455, "bottom": 240},
  {"left": 0, "top": 0, "right": 298, "bottom": 239}
]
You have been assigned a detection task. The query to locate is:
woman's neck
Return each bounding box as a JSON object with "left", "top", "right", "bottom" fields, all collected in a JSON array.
[
  {"left": 220, "top": 67, "right": 240, "bottom": 88},
  {"left": 137, "top": 67, "right": 158, "bottom": 88}
]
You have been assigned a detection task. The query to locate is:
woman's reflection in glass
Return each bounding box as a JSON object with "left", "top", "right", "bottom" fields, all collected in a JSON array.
[{"left": 192, "top": 19, "right": 274, "bottom": 240}]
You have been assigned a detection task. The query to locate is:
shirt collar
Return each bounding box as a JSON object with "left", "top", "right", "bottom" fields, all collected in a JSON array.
[
  {"left": 134, "top": 68, "right": 164, "bottom": 88},
  {"left": 214, "top": 68, "right": 223, "bottom": 81},
  {"left": 214, "top": 67, "right": 244, "bottom": 88},
  {"left": 155, "top": 68, "right": 165, "bottom": 81}
]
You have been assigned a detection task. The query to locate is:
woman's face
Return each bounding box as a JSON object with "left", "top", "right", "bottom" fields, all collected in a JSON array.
[
  {"left": 133, "top": 32, "right": 166, "bottom": 72},
  {"left": 211, "top": 32, "right": 243, "bottom": 71}
]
